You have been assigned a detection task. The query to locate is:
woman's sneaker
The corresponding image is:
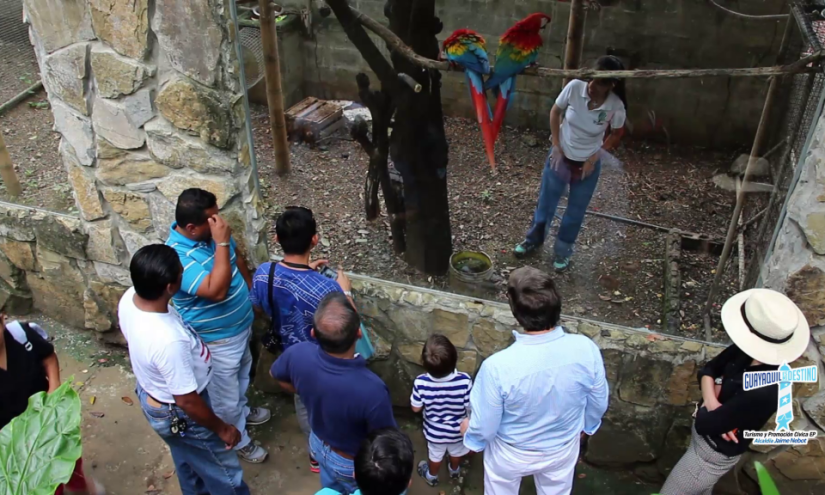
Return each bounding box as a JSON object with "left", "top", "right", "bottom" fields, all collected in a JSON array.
[
  {"left": 309, "top": 456, "right": 320, "bottom": 473},
  {"left": 553, "top": 256, "right": 571, "bottom": 272},
  {"left": 417, "top": 460, "right": 438, "bottom": 487},
  {"left": 513, "top": 240, "right": 540, "bottom": 259}
]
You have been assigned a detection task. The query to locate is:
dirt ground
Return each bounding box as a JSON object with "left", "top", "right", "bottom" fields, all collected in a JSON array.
[
  {"left": 254, "top": 106, "right": 744, "bottom": 341},
  {"left": 0, "top": 89, "right": 73, "bottom": 213},
  {"left": 44, "top": 314, "right": 453, "bottom": 495}
]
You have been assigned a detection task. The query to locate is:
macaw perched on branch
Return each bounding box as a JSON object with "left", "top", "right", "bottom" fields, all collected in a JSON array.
[
  {"left": 485, "top": 13, "right": 553, "bottom": 142},
  {"left": 442, "top": 29, "right": 496, "bottom": 169}
]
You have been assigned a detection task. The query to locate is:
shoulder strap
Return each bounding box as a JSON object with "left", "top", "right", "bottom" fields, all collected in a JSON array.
[
  {"left": 267, "top": 262, "right": 276, "bottom": 315},
  {"left": 27, "top": 322, "right": 48, "bottom": 340},
  {"left": 6, "top": 321, "right": 47, "bottom": 351}
]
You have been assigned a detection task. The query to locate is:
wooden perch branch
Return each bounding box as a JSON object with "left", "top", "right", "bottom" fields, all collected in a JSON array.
[
  {"left": 326, "top": 0, "right": 398, "bottom": 90},
  {"left": 351, "top": 6, "right": 824, "bottom": 79}
]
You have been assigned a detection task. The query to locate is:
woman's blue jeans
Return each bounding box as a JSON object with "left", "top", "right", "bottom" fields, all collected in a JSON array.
[{"left": 524, "top": 148, "right": 602, "bottom": 259}]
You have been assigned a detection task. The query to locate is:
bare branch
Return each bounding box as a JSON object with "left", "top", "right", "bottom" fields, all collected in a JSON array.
[
  {"left": 350, "top": 6, "right": 824, "bottom": 79},
  {"left": 350, "top": 117, "right": 375, "bottom": 155},
  {"left": 325, "top": 0, "right": 398, "bottom": 90}
]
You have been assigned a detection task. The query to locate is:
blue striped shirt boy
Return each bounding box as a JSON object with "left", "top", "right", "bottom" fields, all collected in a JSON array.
[
  {"left": 166, "top": 223, "right": 254, "bottom": 343},
  {"left": 410, "top": 371, "right": 472, "bottom": 444}
]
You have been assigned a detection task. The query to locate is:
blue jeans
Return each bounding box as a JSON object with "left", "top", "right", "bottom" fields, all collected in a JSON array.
[
  {"left": 137, "top": 385, "right": 250, "bottom": 495},
  {"left": 309, "top": 431, "right": 358, "bottom": 494},
  {"left": 206, "top": 327, "right": 253, "bottom": 450},
  {"left": 525, "top": 148, "right": 602, "bottom": 258}
]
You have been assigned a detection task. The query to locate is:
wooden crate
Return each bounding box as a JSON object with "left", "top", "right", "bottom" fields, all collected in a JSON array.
[{"left": 285, "top": 97, "right": 344, "bottom": 143}]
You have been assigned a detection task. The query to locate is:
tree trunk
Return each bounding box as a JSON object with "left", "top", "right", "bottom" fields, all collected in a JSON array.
[
  {"left": 327, "top": 0, "right": 452, "bottom": 275},
  {"left": 351, "top": 74, "right": 406, "bottom": 254},
  {"left": 259, "top": 0, "right": 291, "bottom": 175},
  {"left": 386, "top": 0, "right": 451, "bottom": 274}
]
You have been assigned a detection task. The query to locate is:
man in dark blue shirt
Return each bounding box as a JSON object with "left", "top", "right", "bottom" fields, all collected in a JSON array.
[{"left": 272, "top": 292, "right": 396, "bottom": 494}]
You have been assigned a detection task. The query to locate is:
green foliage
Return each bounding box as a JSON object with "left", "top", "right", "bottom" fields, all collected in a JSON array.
[
  {"left": 27, "top": 102, "right": 49, "bottom": 110},
  {"left": 755, "top": 461, "right": 780, "bottom": 495},
  {"left": 0, "top": 380, "right": 82, "bottom": 495}
]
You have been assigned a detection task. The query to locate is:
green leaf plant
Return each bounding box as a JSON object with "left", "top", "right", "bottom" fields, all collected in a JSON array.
[
  {"left": 754, "top": 461, "right": 780, "bottom": 495},
  {"left": 0, "top": 380, "right": 82, "bottom": 495}
]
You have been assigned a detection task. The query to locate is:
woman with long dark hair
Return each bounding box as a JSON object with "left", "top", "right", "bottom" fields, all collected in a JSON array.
[{"left": 513, "top": 55, "right": 627, "bottom": 271}]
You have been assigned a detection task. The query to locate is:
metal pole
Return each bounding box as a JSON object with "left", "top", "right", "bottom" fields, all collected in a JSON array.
[
  {"left": 556, "top": 205, "right": 673, "bottom": 232},
  {"left": 259, "top": 0, "right": 291, "bottom": 176},
  {"left": 757, "top": 81, "right": 825, "bottom": 287},
  {"left": 753, "top": 74, "right": 817, "bottom": 260},
  {"left": 703, "top": 75, "right": 781, "bottom": 317},
  {"left": 563, "top": 0, "right": 586, "bottom": 86},
  {"left": 0, "top": 133, "right": 23, "bottom": 197},
  {"left": 228, "top": 0, "right": 262, "bottom": 196},
  {"left": 702, "top": 14, "right": 794, "bottom": 318},
  {"left": 0, "top": 81, "right": 43, "bottom": 117}
]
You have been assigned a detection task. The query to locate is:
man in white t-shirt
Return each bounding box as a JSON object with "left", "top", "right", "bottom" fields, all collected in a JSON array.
[
  {"left": 514, "top": 55, "right": 627, "bottom": 272},
  {"left": 119, "top": 244, "right": 250, "bottom": 495}
]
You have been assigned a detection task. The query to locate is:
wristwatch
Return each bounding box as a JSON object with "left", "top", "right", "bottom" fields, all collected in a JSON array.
[{"left": 216, "top": 242, "right": 230, "bottom": 247}]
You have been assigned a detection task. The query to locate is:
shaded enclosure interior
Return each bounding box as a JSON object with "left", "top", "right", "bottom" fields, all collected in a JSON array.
[
  {"left": 0, "top": 1, "right": 822, "bottom": 339},
  {"left": 246, "top": 1, "right": 825, "bottom": 342}
]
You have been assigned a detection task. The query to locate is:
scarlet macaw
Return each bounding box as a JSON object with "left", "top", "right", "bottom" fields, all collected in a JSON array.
[
  {"left": 485, "top": 13, "right": 552, "bottom": 142},
  {"left": 442, "top": 29, "right": 497, "bottom": 169}
]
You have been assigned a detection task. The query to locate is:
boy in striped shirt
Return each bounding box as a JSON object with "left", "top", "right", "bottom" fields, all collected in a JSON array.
[{"left": 410, "top": 334, "right": 473, "bottom": 486}]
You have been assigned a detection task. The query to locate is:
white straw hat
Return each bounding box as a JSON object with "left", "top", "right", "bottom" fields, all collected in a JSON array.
[{"left": 720, "top": 288, "right": 810, "bottom": 366}]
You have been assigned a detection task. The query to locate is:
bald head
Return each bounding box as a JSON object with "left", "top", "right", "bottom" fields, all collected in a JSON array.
[{"left": 314, "top": 292, "right": 361, "bottom": 353}]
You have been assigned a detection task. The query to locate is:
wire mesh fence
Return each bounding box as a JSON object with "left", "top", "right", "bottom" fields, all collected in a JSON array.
[
  {"left": 744, "top": 0, "right": 825, "bottom": 287},
  {"left": 0, "top": 0, "right": 39, "bottom": 107}
]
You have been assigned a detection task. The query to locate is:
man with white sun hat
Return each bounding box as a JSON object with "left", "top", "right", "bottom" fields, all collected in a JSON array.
[{"left": 660, "top": 288, "right": 811, "bottom": 495}]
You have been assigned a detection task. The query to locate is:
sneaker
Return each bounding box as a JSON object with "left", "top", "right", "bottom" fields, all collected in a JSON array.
[
  {"left": 238, "top": 443, "right": 269, "bottom": 463},
  {"left": 514, "top": 240, "right": 540, "bottom": 259},
  {"left": 449, "top": 465, "right": 461, "bottom": 479},
  {"left": 553, "top": 256, "right": 571, "bottom": 272},
  {"left": 417, "top": 460, "right": 438, "bottom": 487},
  {"left": 309, "top": 456, "right": 320, "bottom": 474},
  {"left": 247, "top": 407, "right": 271, "bottom": 426}
]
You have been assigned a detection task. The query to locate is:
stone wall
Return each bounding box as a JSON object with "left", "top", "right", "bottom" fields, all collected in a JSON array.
[
  {"left": 14, "top": 0, "right": 268, "bottom": 340},
  {"left": 759, "top": 91, "right": 825, "bottom": 493},
  {"left": 296, "top": 0, "right": 786, "bottom": 147},
  {"left": 318, "top": 275, "right": 823, "bottom": 487}
]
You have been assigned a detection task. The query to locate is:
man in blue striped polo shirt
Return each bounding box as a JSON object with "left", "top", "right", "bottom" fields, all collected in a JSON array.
[{"left": 166, "top": 188, "right": 270, "bottom": 463}]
